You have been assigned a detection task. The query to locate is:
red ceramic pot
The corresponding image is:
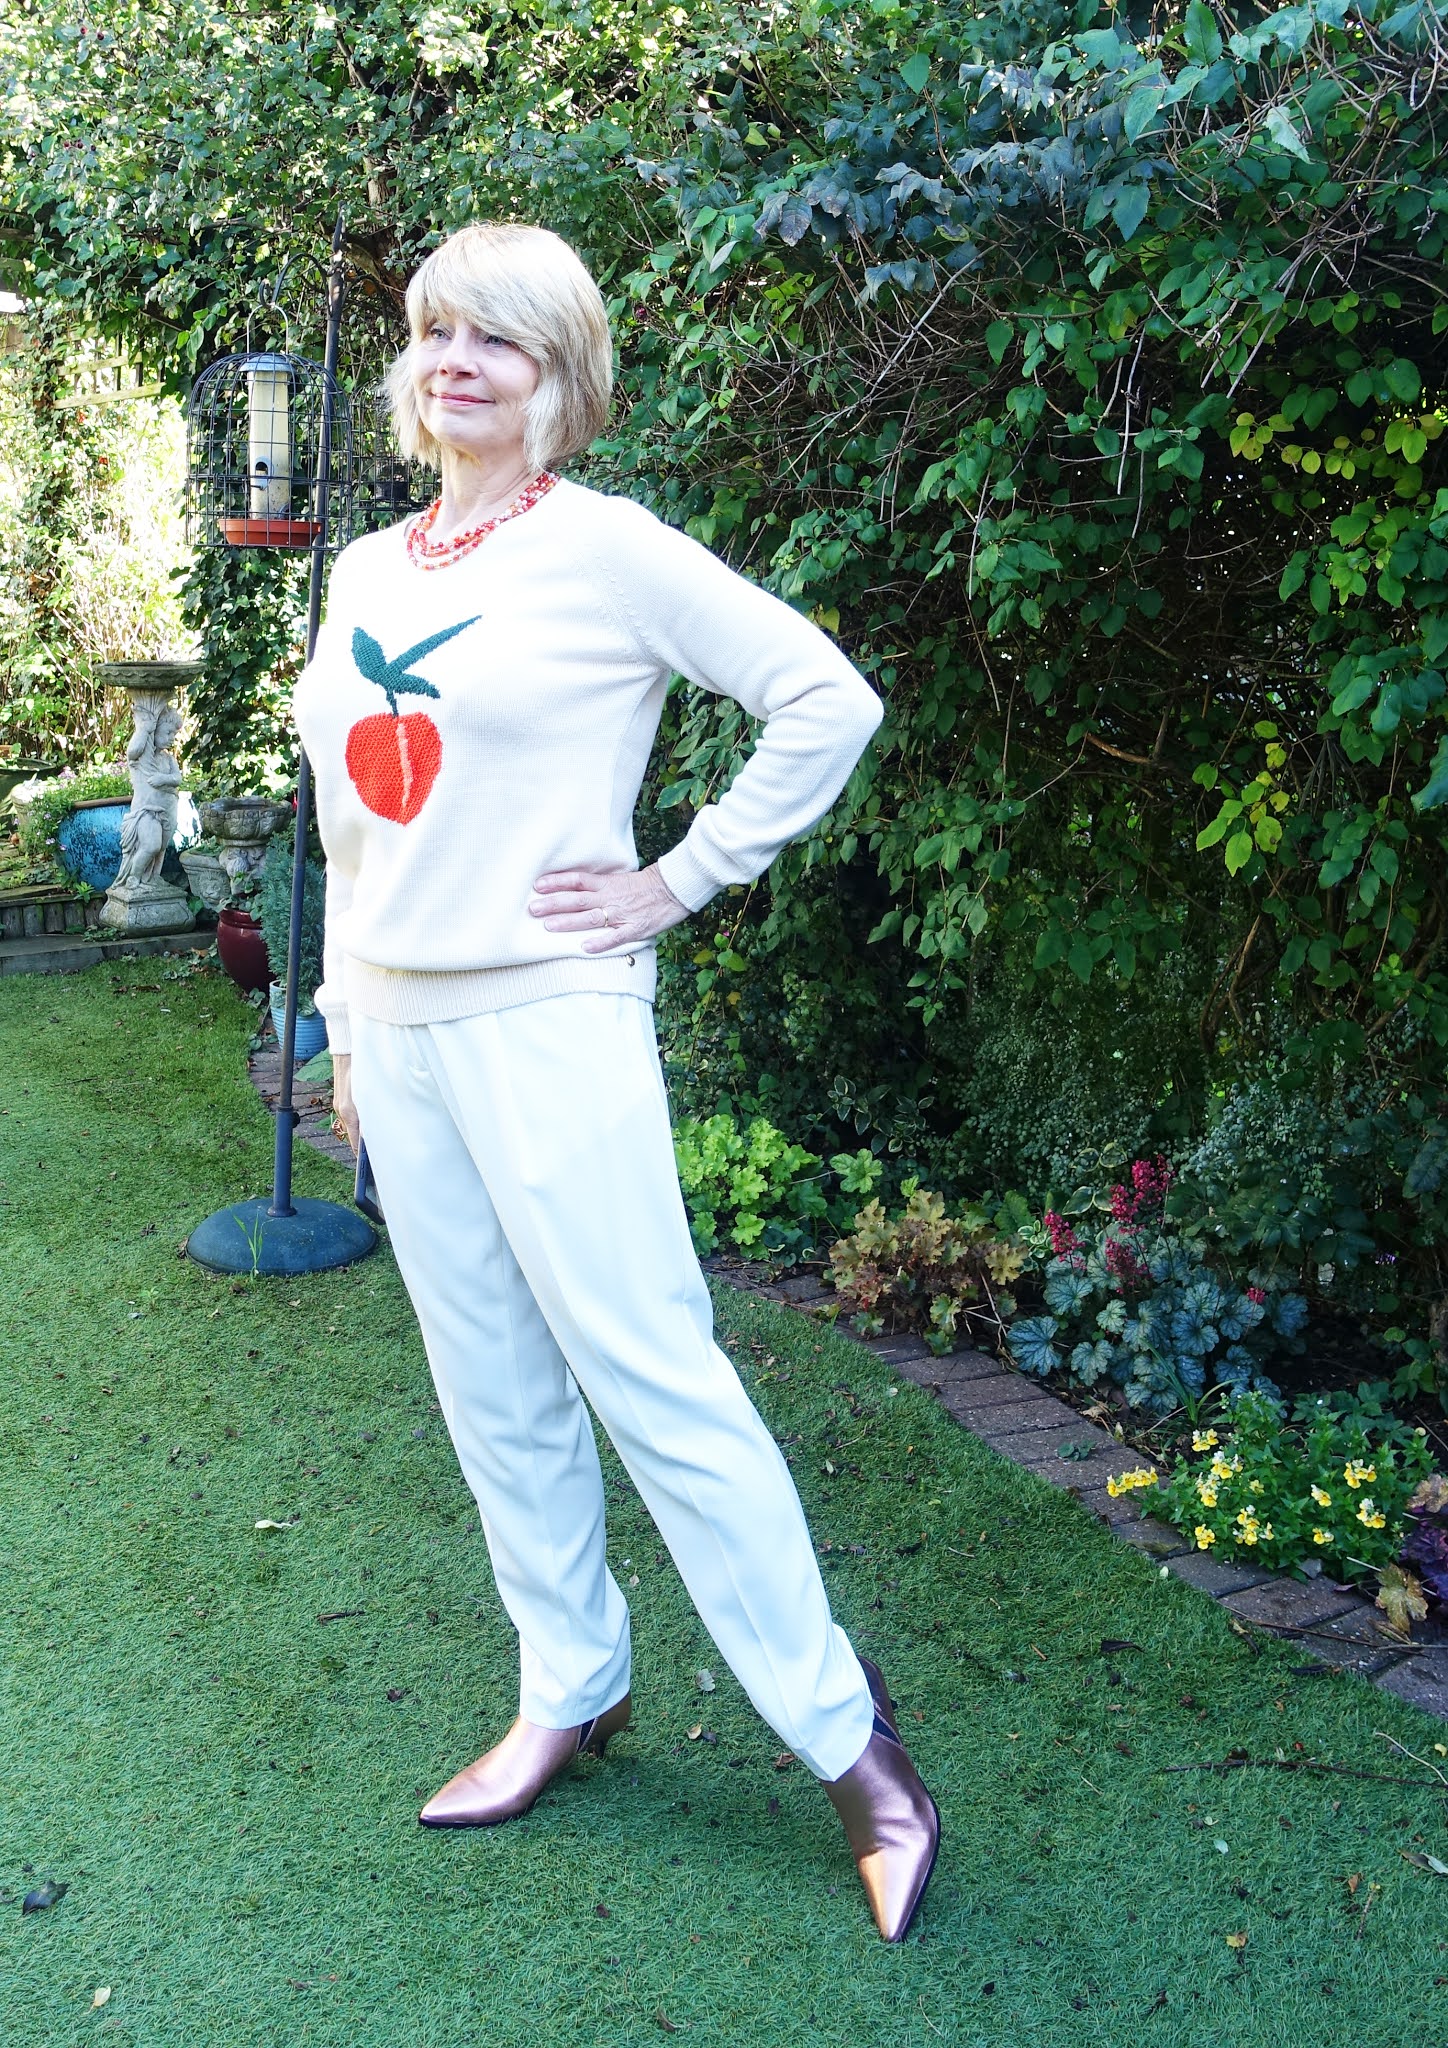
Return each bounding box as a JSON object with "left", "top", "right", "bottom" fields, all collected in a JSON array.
[{"left": 216, "top": 905, "right": 271, "bottom": 996}]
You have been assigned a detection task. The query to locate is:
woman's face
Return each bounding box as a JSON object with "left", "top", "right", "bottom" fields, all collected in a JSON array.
[{"left": 411, "top": 310, "right": 541, "bottom": 465}]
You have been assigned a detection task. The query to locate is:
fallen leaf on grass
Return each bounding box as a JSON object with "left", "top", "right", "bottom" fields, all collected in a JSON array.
[
  {"left": 1225, "top": 1931, "right": 1248, "bottom": 1951},
  {"left": 654, "top": 2009, "right": 680, "bottom": 2034},
  {"left": 595, "top": 1903, "right": 611, "bottom": 1918},
  {"left": 21, "top": 1880, "right": 67, "bottom": 1914},
  {"left": 687, "top": 1724, "right": 702, "bottom": 1741},
  {"left": 91, "top": 1989, "right": 111, "bottom": 2009},
  {"left": 254, "top": 1518, "right": 298, "bottom": 1532},
  {"left": 1375, "top": 1565, "right": 1428, "bottom": 1637},
  {"left": 1401, "top": 1850, "right": 1448, "bottom": 1876},
  {"left": 696, "top": 1669, "right": 716, "bottom": 1693},
  {"left": 773, "top": 1753, "right": 794, "bottom": 1771},
  {"left": 1100, "top": 1638, "right": 1143, "bottom": 1656}
]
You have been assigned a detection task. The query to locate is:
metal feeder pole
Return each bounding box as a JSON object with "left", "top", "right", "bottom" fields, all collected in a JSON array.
[
  {"left": 187, "top": 214, "right": 377, "bottom": 1278},
  {"left": 271, "top": 217, "right": 345, "bottom": 1220}
]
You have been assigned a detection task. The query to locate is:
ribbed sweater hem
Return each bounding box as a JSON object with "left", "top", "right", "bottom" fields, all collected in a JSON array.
[{"left": 343, "top": 950, "right": 658, "bottom": 1029}]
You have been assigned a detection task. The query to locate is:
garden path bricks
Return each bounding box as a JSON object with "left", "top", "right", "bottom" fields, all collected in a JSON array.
[{"left": 252, "top": 1051, "right": 1448, "bottom": 1725}]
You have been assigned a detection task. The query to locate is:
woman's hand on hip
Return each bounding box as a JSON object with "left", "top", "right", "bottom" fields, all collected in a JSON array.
[
  {"left": 331, "top": 1051, "right": 359, "bottom": 1153},
  {"left": 529, "top": 863, "right": 690, "bottom": 953}
]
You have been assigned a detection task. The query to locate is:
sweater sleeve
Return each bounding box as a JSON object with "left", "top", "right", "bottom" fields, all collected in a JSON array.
[
  {"left": 298, "top": 541, "right": 367, "bottom": 1058},
  {"left": 585, "top": 499, "right": 883, "bottom": 913},
  {"left": 312, "top": 859, "right": 354, "bottom": 1057}
]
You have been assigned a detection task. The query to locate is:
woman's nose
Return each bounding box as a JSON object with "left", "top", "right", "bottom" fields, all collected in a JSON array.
[{"left": 437, "top": 330, "right": 480, "bottom": 376}]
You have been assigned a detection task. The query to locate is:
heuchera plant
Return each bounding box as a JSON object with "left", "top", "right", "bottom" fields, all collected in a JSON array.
[
  {"left": 1159, "top": 1391, "right": 1434, "bottom": 1583},
  {"left": 830, "top": 1181, "right": 1028, "bottom": 1355},
  {"left": 1008, "top": 1157, "right": 1308, "bottom": 1413},
  {"left": 672, "top": 1112, "right": 828, "bottom": 1260}
]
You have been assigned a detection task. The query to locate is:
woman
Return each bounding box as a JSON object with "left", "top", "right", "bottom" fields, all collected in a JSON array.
[{"left": 293, "top": 222, "right": 939, "bottom": 1942}]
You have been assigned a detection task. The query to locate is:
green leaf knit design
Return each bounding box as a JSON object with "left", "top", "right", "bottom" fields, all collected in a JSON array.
[{"left": 350, "top": 618, "right": 480, "bottom": 715}]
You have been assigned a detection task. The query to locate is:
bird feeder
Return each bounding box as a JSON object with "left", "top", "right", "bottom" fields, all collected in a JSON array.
[{"left": 186, "top": 342, "right": 350, "bottom": 551}]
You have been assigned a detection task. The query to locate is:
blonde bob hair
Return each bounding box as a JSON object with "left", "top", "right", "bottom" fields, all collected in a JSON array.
[{"left": 387, "top": 223, "right": 612, "bottom": 470}]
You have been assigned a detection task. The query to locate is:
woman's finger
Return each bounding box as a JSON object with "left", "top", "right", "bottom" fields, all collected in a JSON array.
[
  {"left": 539, "top": 909, "right": 621, "bottom": 933},
  {"left": 533, "top": 868, "right": 616, "bottom": 894},
  {"left": 527, "top": 888, "right": 602, "bottom": 919}
]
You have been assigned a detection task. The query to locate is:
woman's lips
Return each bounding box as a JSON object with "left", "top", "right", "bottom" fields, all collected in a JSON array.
[{"left": 433, "top": 392, "right": 491, "bottom": 405}]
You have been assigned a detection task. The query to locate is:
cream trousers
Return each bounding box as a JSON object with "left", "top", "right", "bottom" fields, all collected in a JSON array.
[{"left": 349, "top": 992, "right": 875, "bottom": 1781}]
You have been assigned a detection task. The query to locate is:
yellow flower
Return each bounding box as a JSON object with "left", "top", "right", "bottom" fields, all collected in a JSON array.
[
  {"left": 1310, "top": 1485, "right": 1332, "bottom": 1508},
  {"left": 1192, "top": 1430, "right": 1220, "bottom": 1452},
  {"left": 1197, "top": 1482, "right": 1219, "bottom": 1509},
  {"left": 1312, "top": 1528, "right": 1333, "bottom": 1546},
  {"left": 1356, "top": 1498, "right": 1386, "bottom": 1530},
  {"left": 1234, "top": 1507, "right": 1257, "bottom": 1527},
  {"left": 1194, "top": 1525, "right": 1216, "bottom": 1549},
  {"left": 1211, "top": 1457, "right": 1235, "bottom": 1482},
  {"left": 1240, "top": 1524, "right": 1259, "bottom": 1546},
  {"left": 1249, "top": 1480, "right": 1264, "bottom": 1495},
  {"left": 1262, "top": 1523, "right": 1274, "bottom": 1540},
  {"left": 1344, "top": 1461, "right": 1376, "bottom": 1490},
  {"left": 1106, "top": 1467, "right": 1159, "bottom": 1498}
]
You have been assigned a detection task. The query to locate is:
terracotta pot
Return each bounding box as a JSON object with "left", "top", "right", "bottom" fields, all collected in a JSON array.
[{"left": 216, "top": 905, "right": 271, "bottom": 996}]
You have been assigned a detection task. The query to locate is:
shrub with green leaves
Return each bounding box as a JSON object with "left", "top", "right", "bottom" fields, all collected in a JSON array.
[
  {"left": 1007, "top": 1159, "right": 1307, "bottom": 1413},
  {"left": 672, "top": 1112, "right": 829, "bottom": 1261},
  {"left": 830, "top": 1181, "right": 1029, "bottom": 1356},
  {"left": 1159, "top": 1388, "right": 1435, "bottom": 1583}
]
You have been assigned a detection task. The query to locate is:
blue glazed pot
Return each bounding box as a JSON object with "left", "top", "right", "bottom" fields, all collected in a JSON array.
[
  {"left": 55, "top": 800, "right": 128, "bottom": 890},
  {"left": 269, "top": 983, "right": 329, "bottom": 1062}
]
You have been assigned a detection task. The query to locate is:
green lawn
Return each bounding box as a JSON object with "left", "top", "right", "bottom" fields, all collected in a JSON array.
[{"left": 2, "top": 958, "right": 1446, "bottom": 2048}]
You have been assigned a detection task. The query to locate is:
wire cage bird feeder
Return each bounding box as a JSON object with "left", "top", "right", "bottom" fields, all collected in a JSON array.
[{"left": 185, "top": 344, "right": 352, "bottom": 553}]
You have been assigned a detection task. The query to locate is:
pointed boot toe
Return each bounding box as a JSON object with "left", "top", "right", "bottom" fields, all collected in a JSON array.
[
  {"left": 419, "top": 1692, "right": 631, "bottom": 1828},
  {"left": 825, "top": 1659, "right": 940, "bottom": 1942}
]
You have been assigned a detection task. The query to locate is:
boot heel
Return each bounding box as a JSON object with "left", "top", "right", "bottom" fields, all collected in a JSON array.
[{"left": 580, "top": 1692, "right": 632, "bottom": 1759}]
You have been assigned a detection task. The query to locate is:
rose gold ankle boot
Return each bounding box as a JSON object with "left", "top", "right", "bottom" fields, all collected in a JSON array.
[
  {"left": 825, "top": 1659, "right": 940, "bottom": 1942},
  {"left": 418, "top": 1693, "right": 631, "bottom": 1828}
]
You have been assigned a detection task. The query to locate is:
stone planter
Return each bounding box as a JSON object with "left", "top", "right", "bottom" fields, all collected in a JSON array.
[
  {"left": 199, "top": 797, "right": 294, "bottom": 906},
  {"left": 179, "top": 845, "right": 229, "bottom": 914}
]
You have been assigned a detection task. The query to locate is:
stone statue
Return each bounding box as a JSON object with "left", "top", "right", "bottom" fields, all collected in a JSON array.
[
  {"left": 111, "top": 696, "right": 183, "bottom": 890},
  {"left": 100, "top": 672, "right": 197, "bottom": 936}
]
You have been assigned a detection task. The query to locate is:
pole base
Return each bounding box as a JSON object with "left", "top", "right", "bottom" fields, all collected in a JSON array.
[{"left": 186, "top": 1196, "right": 377, "bottom": 1276}]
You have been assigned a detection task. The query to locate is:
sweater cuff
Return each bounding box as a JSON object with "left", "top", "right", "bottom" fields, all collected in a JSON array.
[
  {"left": 315, "top": 993, "right": 351, "bottom": 1058},
  {"left": 657, "top": 836, "right": 729, "bottom": 914}
]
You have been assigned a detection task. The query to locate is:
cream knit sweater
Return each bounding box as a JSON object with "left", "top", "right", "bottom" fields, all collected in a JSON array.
[{"left": 292, "top": 477, "right": 883, "bottom": 1055}]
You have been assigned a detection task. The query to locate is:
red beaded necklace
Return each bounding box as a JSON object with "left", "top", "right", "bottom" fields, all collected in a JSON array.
[{"left": 405, "top": 470, "right": 558, "bottom": 571}]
